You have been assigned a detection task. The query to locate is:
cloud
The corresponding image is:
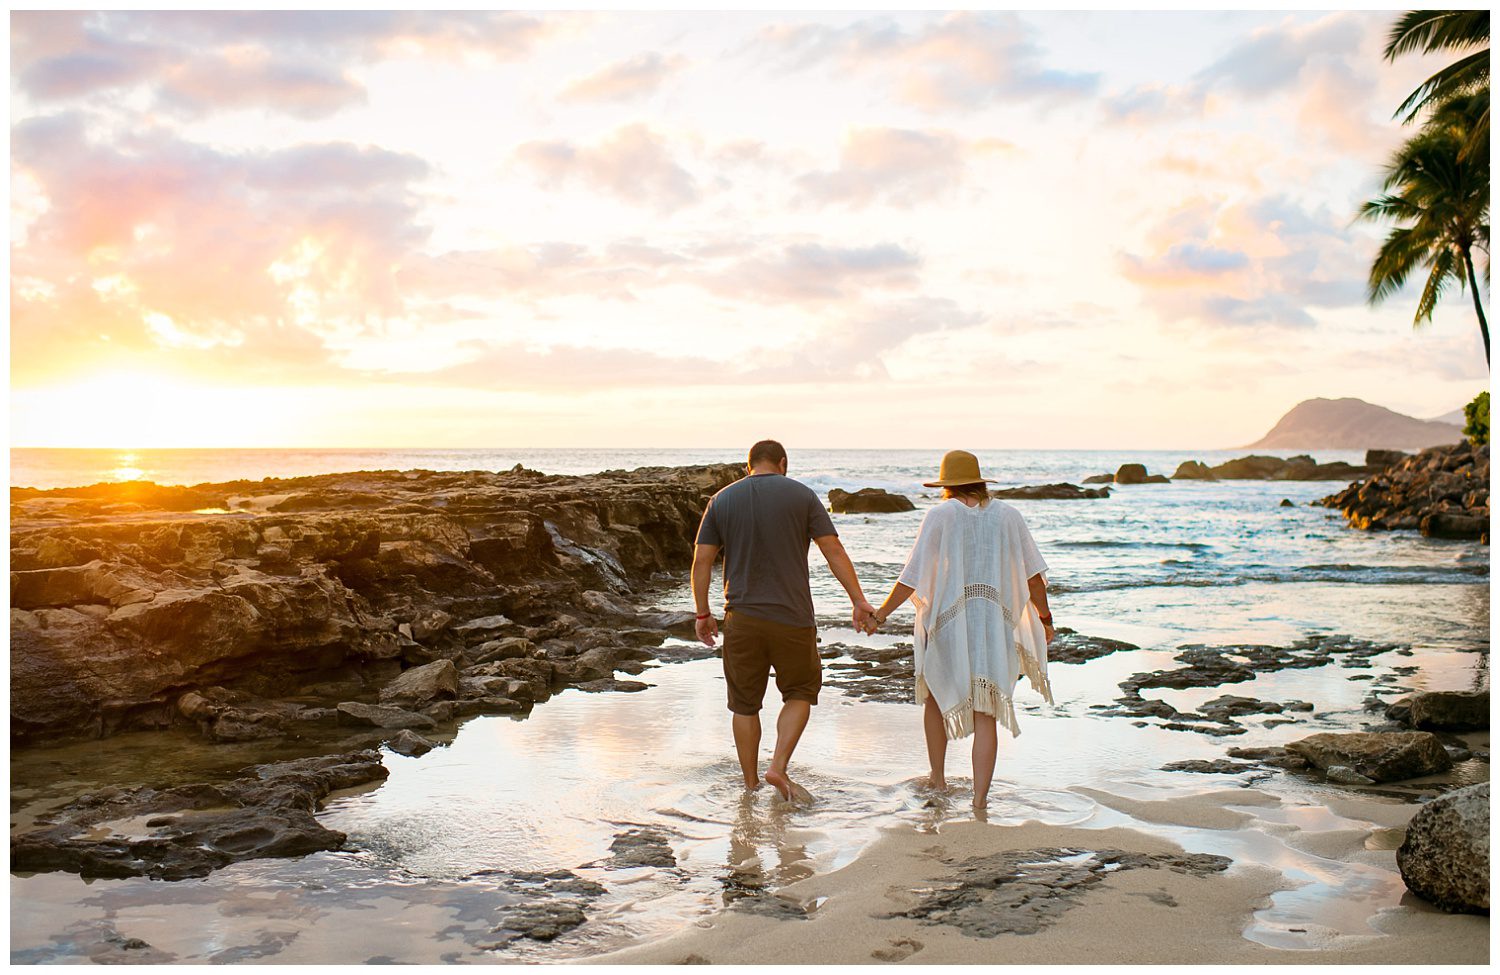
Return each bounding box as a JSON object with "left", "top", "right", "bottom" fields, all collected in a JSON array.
[
  {"left": 756, "top": 12, "right": 1097, "bottom": 112},
  {"left": 560, "top": 52, "right": 686, "bottom": 103},
  {"left": 1100, "top": 10, "right": 1390, "bottom": 144},
  {"left": 11, "top": 11, "right": 555, "bottom": 119},
  {"left": 10, "top": 113, "right": 431, "bottom": 383},
  {"left": 516, "top": 124, "right": 698, "bottom": 214},
  {"left": 1118, "top": 195, "right": 1369, "bottom": 329},
  {"left": 405, "top": 294, "right": 976, "bottom": 390},
  {"left": 798, "top": 127, "right": 966, "bottom": 208},
  {"left": 705, "top": 242, "right": 922, "bottom": 303}
]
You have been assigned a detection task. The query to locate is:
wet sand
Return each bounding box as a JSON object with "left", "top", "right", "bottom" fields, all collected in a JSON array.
[{"left": 592, "top": 789, "right": 1488, "bottom": 966}]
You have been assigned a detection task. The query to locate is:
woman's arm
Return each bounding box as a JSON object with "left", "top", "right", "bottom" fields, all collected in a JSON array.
[
  {"left": 1027, "top": 573, "right": 1055, "bottom": 643},
  {"left": 872, "top": 583, "right": 915, "bottom": 630}
]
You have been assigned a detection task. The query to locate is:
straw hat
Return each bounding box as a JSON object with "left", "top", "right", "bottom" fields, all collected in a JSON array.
[{"left": 922, "top": 449, "right": 998, "bottom": 488}]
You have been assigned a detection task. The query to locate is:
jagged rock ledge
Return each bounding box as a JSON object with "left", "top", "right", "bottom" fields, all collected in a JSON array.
[
  {"left": 10, "top": 463, "right": 743, "bottom": 745},
  {"left": 1318, "top": 441, "right": 1489, "bottom": 541}
]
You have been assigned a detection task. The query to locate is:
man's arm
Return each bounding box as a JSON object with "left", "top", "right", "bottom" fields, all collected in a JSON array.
[
  {"left": 692, "top": 543, "right": 721, "bottom": 647},
  {"left": 812, "top": 534, "right": 876, "bottom": 631},
  {"left": 1027, "top": 573, "right": 1054, "bottom": 643}
]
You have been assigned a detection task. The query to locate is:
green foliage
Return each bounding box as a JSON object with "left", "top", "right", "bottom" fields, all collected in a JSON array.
[
  {"left": 1463, "top": 390, "right": 1488, "bottom": 445},
  {"left": 1359, "top": 89, "right": 1490, "bottom": 360},
  {"left": 1385, "top": 11, "right": 1490, "bottom": 124}
]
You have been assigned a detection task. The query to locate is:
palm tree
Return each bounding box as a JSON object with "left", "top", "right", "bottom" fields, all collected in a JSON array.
[
  {"left": 1359, "top": 93, "right": 1490, "bottom": 361},
  {"left": 1384, "top": 10, "right": 1489, "bottom": 157}
]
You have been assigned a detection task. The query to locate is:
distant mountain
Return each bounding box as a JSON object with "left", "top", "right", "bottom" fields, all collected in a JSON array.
[
  {"left": 1426, "top": 407, "right": 1467, "bottom": 426},
  {"left": 1245, "top": 398, "right": 1464, "bottom": 450}
]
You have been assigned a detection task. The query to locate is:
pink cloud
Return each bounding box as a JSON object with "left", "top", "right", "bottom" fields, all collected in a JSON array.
[
  {"left": 559, "top": 52, "right": 686, "bottom": 103},
  {"left": 516, "top": 124, "right": 699, "bottom": 214},
  {"left": 11, "top": 11, "right": 555, "bottom": 119},
  {"left": 757, "top": 12, "right": 1097, "bottom": 112},
  {"left": 11, "top": 114, "right": 431, "bottom": 381},
  {"left": 798, "top": 127, "right": 966, "bottom": 208}
]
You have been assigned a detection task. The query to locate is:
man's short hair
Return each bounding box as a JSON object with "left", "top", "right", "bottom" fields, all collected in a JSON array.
[{"left": 748, "top": 439, "right": 787, "bottom": 467}]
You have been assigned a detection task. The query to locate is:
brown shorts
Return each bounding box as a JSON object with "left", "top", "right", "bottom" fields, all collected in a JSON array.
[{"left": 721, "top": 610, "right": 821, "bottom": 715}]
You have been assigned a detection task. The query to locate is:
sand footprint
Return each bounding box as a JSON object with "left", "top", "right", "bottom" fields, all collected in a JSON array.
[{"left": 871, "top": 937, "right": 924, "bottom": 963}]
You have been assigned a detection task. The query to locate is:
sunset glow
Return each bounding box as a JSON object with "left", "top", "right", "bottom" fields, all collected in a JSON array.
[{"left": 9, "top": 11, "right": 1486, "bottom": 449}]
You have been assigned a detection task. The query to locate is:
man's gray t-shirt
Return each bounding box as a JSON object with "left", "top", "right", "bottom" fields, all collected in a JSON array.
[{"left": 694, "top": 473, "right": 837, "bottom": 628}]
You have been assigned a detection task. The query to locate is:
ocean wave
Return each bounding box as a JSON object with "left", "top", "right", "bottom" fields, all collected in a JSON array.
[
  {"left": 1054, "top": 539, "right": 1214, "bottom": 550},
  {"left": 1049, "top": 563, "right": 1487, "bottom": 594}
]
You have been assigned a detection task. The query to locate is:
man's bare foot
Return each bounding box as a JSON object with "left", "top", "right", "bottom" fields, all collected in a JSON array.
[
  {"left": 973, "top": 795, "right": 988, "bottom": 811},
  {"left": 927, "top": 775, "right": 948, "bottom": 792},
  {"left": 744, "top": 778, "right": 762, "bottom": 791},
  {"left": 764, "top": 767, "right": 794, "bottom": 801}
]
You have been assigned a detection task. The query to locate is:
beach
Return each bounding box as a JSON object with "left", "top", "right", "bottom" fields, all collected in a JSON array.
[{"left": 9, "top": 447, "right": 1490, "bottom": 964}]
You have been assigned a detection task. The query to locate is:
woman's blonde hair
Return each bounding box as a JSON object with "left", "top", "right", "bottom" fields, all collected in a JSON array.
[{"left": 943, "top": 482, "right": 992, "bottom": 507}]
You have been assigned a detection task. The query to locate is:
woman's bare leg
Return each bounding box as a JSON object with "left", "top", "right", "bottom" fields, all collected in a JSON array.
[
  {"left": 972, "top": 713, "right": 998, "bottom": 809},
  {"left": 922, "top": 695, "right": 948, "bottom": 790}
]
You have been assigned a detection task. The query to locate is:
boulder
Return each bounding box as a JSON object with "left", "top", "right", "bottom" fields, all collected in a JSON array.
[
  {"left": 1397, "top": 690, "right": 1489, "bottom": 731},
  {"left": 1081, "top": 473, "right": 1114, "bottom": 484},
  {"left": 1366, "top": 449, "right": 1409, "bottom": 468},
  {"left": 1279, "top": 499, "right": 1295, "bottom": 508},
  {"left": 335, "top": 701, "right": 437, "bottom": 730},
  {"left": 1325, "top": 766, "right": 1376, "bottom": 785},
  {"left": 378, "top": 659, "right": 458, "bottom": 707},
  {"left": 1285, "top": 731, "right": 1452, "bottom": 782},
  {"left": 991, "top": 483, "right": 1109, "bottom": 501},
  {"left": 1397, "top": 782, "right": 1489, "bottom": 914},
  {"left": 386, "top": 729, "right": 436, "bottom": 757},
  {"left": 827, "top": 488, "right": 916, "bottom": 514},
  {"left": 1114, "top": 464, "right": 1150, "bottom": 485},
  {"left": 1171, "top": 461, "right": 1216, "bottom": 481},
  {"left": 1421, "top": 512, "right": 1487, "bottom": 539}
]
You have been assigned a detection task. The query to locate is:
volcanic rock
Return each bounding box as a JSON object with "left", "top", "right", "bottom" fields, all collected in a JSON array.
[
  {"left": 1171, "top": 461, "right": 1216, "bottom": 480},
  {"left": 828, "top": 488, "right": 916, "bottom": 514},
  {"left": 1398, "top": 690, "right": 1489, "bottom": 731},
  {"left": 386, "top": 729, "right": 436, "bottom": 757},
  {"left": 1048, "top": 628, "right": 1138, "bottom": 664},
  {"left": 336, "top": 701, "right": 438, "bottom": 730},
  {"left": 10, "top": 750, "right": 388, "bottom": 880},
  {"left": 1114, "top": 464, "right": 1168, "bottom": 485},
  {"left": 378, "top": 659, "right": 459, "bottom": 707},
  {"left": 1319, "top": 442, "right": 1488, "bottom": 540},
  {"left": 10, "top": 462, "right": 742, "bottom": 744},
  {"left": 1398, "top": 782, "right": 1489, "bottom": 914},
  {"left": 1285, "top": 731, "right": 1452, "bottom": 783},
  {"left": 991, "top": 483, "right": 1109, "bottom": 500}
]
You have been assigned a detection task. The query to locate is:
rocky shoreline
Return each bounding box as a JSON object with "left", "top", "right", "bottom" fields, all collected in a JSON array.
[
  {"left": 1319, "top": 441, "right": 1489, "bottom": 541},
  {"left": 11, "top": 463, "right": 741, "bottom": 748}
]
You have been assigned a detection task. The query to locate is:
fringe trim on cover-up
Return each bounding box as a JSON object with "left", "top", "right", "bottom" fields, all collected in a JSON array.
[
  {"left": 1017, "top": 643, "right": 1054, "bottom": 705},
  {"left": 917, "top": 674, "right": 1021, "bottom": 741}
]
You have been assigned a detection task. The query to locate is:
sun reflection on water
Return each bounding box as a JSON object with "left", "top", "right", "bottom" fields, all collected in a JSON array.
[{"left": 109, "top": 452, "right": 146, "bottom": 482}]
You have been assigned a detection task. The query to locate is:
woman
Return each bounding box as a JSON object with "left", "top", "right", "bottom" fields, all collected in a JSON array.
[{"left": 870, "top": 450, "right": 1055, "bottom": 809}]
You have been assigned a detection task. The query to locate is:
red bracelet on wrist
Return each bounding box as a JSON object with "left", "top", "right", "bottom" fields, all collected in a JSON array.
[{"left": 695, "top": 613, "right": 711, "bottom": 620}]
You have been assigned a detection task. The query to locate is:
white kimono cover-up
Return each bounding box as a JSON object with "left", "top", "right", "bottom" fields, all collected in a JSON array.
[{"left": 897, "top": 499, "right": 1052, "bottom": 740}]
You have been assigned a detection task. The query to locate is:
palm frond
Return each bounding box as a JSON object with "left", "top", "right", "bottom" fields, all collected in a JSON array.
[
  {"left": 1395, "top": 50, "right": 1491, "bottom": 121},
  {"left": 1368, "top": 227, "right": 1428, "bottom": 304},
  {"left": 1414, "top": 248, "right": 1460, "bottom": 323},
  {"left": 1385, "top": 10, "right": 1490, "bottom": 61}
]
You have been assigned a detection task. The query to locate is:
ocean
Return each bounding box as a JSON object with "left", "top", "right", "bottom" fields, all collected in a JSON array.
[{"left": 9, "top": 445, "right": 1490, "bottom": 961}]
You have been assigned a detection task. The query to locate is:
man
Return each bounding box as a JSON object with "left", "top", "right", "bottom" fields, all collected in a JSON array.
[{"left": 691, "top": 439, "right": 876, "bottom": 801}]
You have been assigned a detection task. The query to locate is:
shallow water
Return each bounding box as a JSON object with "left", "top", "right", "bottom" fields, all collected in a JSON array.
[
  {"left": 11, "top": 606, "right": 1489, "bottom": 963},
  {"left": 9, "top": 447, "right": 1490, "bottom": 961}
]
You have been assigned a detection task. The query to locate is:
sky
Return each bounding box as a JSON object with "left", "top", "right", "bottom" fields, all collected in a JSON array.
[{"left": 8, "top": 10, "right": 1490, "bottom": 449}]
